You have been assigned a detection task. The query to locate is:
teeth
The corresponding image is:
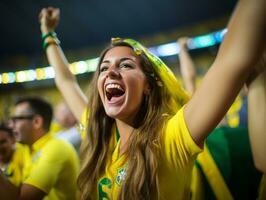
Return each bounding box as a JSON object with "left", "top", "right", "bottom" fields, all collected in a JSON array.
[{"left": 106, "top": 83, "right": 124, "bottom": 91}]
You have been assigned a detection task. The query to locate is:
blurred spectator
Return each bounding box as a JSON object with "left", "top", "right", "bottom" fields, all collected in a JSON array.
[
  {"left": 52, "top": 101, "right": 81, "bottom": 151},
  {"left": 239, "top": 89, "right": 248, "bottom": 127},
  {"left": 0, "top": 122, "right": 29, "bottom": 187},
  {"left": 247, "top": 51, "right": 266, "bottom": 200},
  {"left": 0, "top": 96, "right": 79, "bottom": 200}
]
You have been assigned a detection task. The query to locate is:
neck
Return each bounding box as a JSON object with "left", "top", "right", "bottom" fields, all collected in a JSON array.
[
  {"left": 28, "top": 129, "right": 47, "bottom": 149},
  {"left": 115, "top": 119, "right": 134, "bottom": 155}
]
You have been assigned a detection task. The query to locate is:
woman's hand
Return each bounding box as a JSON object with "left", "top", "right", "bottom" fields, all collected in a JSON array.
[{"left": 39, "top": 7, "right": 60, "bottom": 34}]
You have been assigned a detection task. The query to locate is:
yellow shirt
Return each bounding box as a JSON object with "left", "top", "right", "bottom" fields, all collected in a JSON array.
[
  {"left": 2, "top": 143, "right": 30, "bottom": 187},
  {"left": 83, "top": 106, "right": 202, "bottom": 199},
  {"left": 23, "top": 133, "right": 79, "bottom": 200}
]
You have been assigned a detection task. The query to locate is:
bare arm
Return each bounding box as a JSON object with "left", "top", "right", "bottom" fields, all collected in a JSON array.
[
  {"left": 0, "top": 171, "right": 19, "bottom": 200},
  {"left": 248, "top": 53, "right": 266, "bottom": 173},
  {"left": 0, "top": 171, "right": 46, "bottom": 200},
  {"left": 39, "top": 8, "right": 87, "bottom": 122},
  {"left": 184, "top": 0, "right": 266, "bottom": 147},
  {"left": 177, "top": 37, "right": 196, "bottom": 95},
  {"left": 19, "top": 184, "right": 46, "bottom": 200}
]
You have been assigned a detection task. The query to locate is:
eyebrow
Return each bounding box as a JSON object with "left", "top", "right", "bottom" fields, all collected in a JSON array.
[{"left": 101, "top": 57, "right": 135, "bottom": 64}]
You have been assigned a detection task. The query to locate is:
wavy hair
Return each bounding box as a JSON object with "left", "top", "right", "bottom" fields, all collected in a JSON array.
[{"left": 77, "top": 42, "right": 177, "bottom": 200}]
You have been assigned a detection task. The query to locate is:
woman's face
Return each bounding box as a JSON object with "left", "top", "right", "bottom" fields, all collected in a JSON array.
[{"left": 97, "top": 46, "right": 150, "bottom": 125}]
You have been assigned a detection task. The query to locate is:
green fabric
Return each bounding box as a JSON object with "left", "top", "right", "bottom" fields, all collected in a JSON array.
[
  {"left": 41, "top": 31, "right": 57, "bottom": 40},
  {"left": 206, "top": 127, "right": 231, "bottom": 183},
  {"left": 198, "top": 126, "right": 261, "bottom": 200},
  {"left": 195, "top": 160, "right": 216, "bottom": 199},
  {"left": 116, "top": 127, "right": 120, "bottom": 142}
]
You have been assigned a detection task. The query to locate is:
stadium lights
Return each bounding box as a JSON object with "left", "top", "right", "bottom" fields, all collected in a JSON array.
[{"left": 0, "top": 29, "right": 226, "bottom": 85}]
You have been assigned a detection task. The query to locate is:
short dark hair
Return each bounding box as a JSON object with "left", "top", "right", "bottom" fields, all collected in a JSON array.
[
  {"left": 0, "top": 122, "right": 14, "bottom": 138},
  {"left": 15, "top": 97, "right": 53, "bottom": 132}
]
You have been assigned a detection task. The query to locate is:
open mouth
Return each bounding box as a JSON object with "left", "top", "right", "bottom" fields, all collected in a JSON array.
[{"left": 105, "top": 83, "right": 125, "bottom": 101}]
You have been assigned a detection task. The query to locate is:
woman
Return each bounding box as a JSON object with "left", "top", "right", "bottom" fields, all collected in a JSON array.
[{"left": 39, "top": 1, "right": 266, "bottom": 199}]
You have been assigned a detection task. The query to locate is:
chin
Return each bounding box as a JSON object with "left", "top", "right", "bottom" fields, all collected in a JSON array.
[
  {"left": 104, "top": 109, "right": 125, "bottom": 122},
  {"left": 105, "top": 109, "right": 122, "bottom": 119}
]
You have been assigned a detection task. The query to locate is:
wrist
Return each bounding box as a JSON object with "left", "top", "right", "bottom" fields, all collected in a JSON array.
[
  {"left": 41, "top": 26, "right": 54, "bottom": 35},
  {"left": 43, "top": 36, "right": 61, "bottom": 50},
  {"left": 179, "top": 46, "right": 188, "bottom": 53},
  {"left": 41, "top": 31, "right": 60, "bottom": 51},
  {"left": 42, "top": 31, "right": 57, "bottom": 40}
]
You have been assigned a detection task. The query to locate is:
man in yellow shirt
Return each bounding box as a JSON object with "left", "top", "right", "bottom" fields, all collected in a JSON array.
[{"left": 0, "top": 97, "right": 79, "bottom": 200}]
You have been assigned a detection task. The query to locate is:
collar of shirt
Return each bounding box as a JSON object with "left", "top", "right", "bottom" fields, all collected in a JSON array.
[{"left": 31, "top": 132, "right": 52, "bottom": 155}]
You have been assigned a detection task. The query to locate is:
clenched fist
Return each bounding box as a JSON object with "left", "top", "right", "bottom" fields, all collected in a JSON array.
[{"left": 39, "top": 7, "right": 60, "bottom": 34}]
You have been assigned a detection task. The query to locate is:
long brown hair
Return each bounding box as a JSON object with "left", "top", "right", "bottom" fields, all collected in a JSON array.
[{"left": 77, "top": 42, "right": 176, "bottom": 200}]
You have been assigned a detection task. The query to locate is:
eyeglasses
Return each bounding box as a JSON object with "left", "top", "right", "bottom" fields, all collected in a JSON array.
[{"left": 10, "top": 115, "right": 35, "bottom": 123}]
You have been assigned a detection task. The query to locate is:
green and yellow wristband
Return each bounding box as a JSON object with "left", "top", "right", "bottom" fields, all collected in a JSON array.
[{"left": 42, "top": 31, "right": 61, "bottom": 50}]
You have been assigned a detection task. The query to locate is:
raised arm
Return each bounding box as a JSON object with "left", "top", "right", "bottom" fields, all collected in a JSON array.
[
  {"left": 177, "top": 37, "right": 196, "bottom": 95},
  {"left": 184, "top": 0, "right": 266, "bottom": 147},
  {"left": 39, "top": 7, "right": 87, "bottom": 122},
  {"left": 248, "top": 52, "right": 266, "bottom": 173}
]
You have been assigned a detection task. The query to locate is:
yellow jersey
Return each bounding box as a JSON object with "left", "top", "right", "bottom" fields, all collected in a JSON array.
[
  {"left": 1, "top": 143, "right": 30, "bottom": 187},
  {"left": 23, "top": 133, "right": 79, "bottom": 200},
  {"left": 83, "top": 106, "right": 202, "bottom": 199}
]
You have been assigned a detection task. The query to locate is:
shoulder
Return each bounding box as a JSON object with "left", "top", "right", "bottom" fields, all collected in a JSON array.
[{"left": 41, "top": 138, "right": 78, "bottom": 161}]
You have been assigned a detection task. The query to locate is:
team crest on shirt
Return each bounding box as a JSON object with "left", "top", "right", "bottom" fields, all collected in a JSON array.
[{"left": 116, "top": 167, "right": 127, "bottom": 185}]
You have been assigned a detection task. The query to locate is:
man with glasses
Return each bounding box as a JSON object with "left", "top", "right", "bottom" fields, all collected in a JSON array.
[{"left": 0, "top": 97, "right": 79, "bottom": 200}]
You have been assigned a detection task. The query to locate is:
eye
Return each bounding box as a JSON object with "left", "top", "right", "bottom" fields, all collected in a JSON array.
[
  {"left": 99, "top": 66, "right": 109, "bottom": 73},
  {"left": 120, "top": 63, "right": 132, "bottom": 69}
]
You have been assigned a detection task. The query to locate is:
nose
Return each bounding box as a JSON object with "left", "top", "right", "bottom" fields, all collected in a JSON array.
[{"left": 106, "top": 68, "right": 121, "bottom": 79}]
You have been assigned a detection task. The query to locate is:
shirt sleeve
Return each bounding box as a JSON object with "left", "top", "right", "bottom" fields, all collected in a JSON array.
[{"left": 161, "top": 106, "right": 202, "bottom": 169}]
